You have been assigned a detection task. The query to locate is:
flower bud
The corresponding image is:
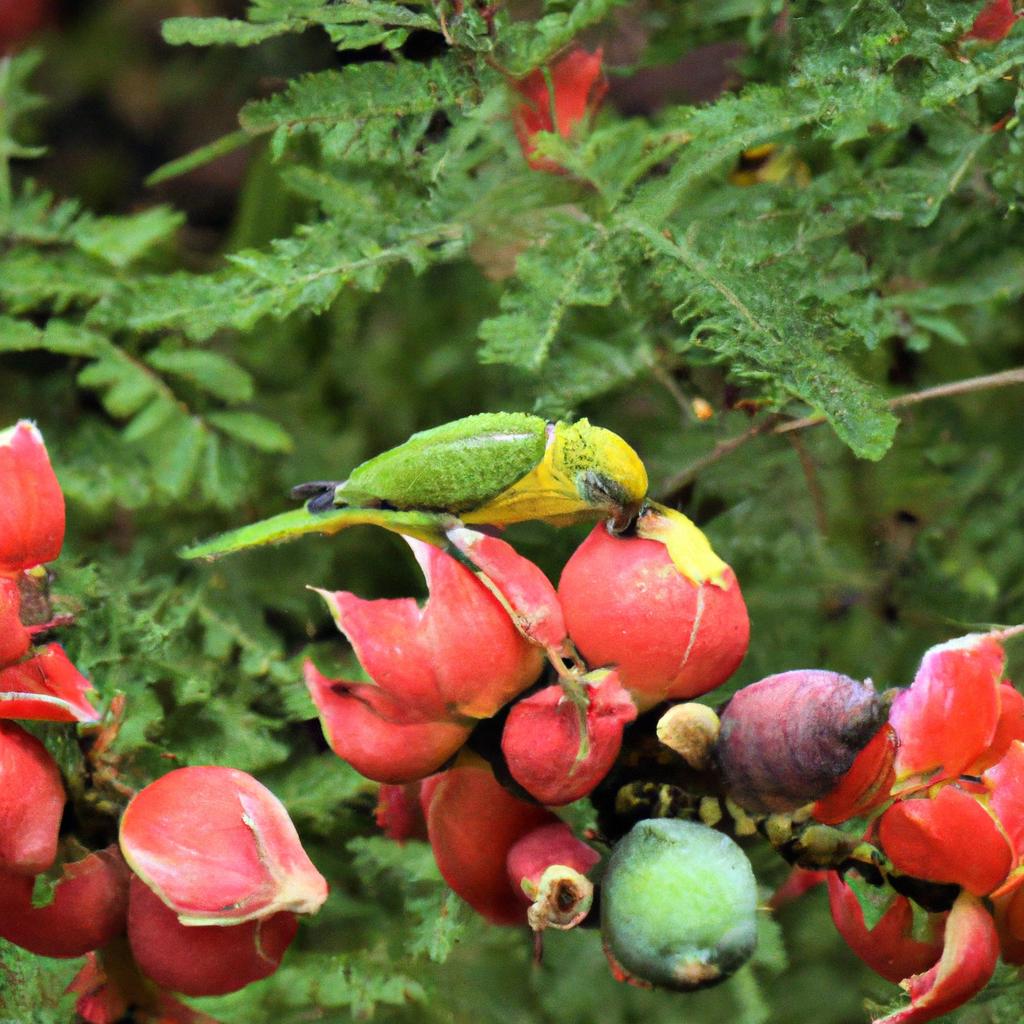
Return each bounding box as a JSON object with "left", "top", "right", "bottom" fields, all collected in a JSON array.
[
  {"left": 127, "top": 875, "right": 297, "bottom": 997},
  {"left": 0, "top": 719, "right": 65, "bottom": 874},
  {"left": 559, "top": 506, "right": 748, "bottom": 711},
  {"left": 425, "top": 760, "right": 553, "bottom": 926},
  {"left": 0, "top": 846, "right": 129, "bottom": 957},
  {"left": 601, "top": 818, "right": 758, "bottom": 990},
  {"left": 715, "top": 670, "right": 886, "bottom": 813},
  {"left": 657, "top": 702, "right": 721, "bottom": 771},
  {"left": 119, "top": 766, "right": 327, "bottom": 925},
  {"left": 501, "top": 669, "right": 636, "bottom": 805},
  {"left": 828, "top": 873, "right": 944, "bottom": 983},
  {"left": 506, "top": 822, "right": 600, "bottom": 931},
  {"left": 0, "top": 421, "right": 65, "bottom": 575}
]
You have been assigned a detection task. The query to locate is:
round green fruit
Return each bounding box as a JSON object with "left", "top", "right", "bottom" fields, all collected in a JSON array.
[{"left": 600, "top": 818, "right": 758, "bottom": 990}]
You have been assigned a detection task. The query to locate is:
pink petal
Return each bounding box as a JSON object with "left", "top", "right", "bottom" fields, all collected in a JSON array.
[
  {"left": 0, "top": 719, "right": 65, "bottom": 874},
  {"left": 984, "top": 740, "right": 1024, "bottom": 892},
  {"left": 120, "top": 765, "right": 327, "bottom": 925},
  {"left": 891, "top": 634, "right": 1005, "bottom": 784},
  {"left": 875, "top": 891, "right": 999, "bottom": 1024},
  {"left": 0, "top": 421, "right": 65, "bottom": 574},
  {"left": 446, "top": 527, "right": 568, "bottom": 652},
  {"left": 0, "top": 643, "right": 101, "bottom": 722},
  {"left": 305, "top": 661, "right": 471, "bottom": 784}
]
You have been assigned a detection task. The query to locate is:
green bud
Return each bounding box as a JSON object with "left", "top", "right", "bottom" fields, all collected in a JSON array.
[{"left": 600, "top": 819, "right": 758, "bottom": 991}]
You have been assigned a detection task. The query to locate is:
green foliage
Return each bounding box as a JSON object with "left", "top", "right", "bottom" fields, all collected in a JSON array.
[{"left": 4, "top": 0, "right": 1024, "bottom": 1021}]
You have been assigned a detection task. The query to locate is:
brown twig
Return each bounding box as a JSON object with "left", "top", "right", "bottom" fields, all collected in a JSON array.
[{"left": 658, "top": 367, "right": 1024, "bottom": 497}]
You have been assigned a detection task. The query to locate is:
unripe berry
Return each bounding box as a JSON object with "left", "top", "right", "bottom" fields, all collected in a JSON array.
[
  {"left": 715, "top": 670, "right": 886, "bottom": 813},
  {"left": 559, "top": 507, "right": 748, "bottom": 711},
  {"left": 601, "top": 819, "right": 758, "bottom": 991}
]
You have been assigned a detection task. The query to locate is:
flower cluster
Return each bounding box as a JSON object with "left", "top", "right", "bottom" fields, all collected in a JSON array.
[
  {"left": 0, "top": 423, "right": 326, "bottom": 1023},
  {"left": 308, "top": 500, "right": 750, "bottom": 940},
  {"left": 815, "top": 631, "right": 1024, "bottom": 1024}
]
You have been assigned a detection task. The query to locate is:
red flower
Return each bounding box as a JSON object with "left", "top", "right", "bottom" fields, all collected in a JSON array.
[
  {"left": 0, "top": 421, "right": 65, "bottom": 576},
  {"left": 512, "top": 48, "right": 607, "bottom": 172},
  {"left": 119, "top": 765, "right": 328, "bottom": 925},
  {"left": 962, "top": 0, "right": 1021, "bottom": 42},
  {"left": 0, "top": 643, "right": 101, "bottom": 723}
]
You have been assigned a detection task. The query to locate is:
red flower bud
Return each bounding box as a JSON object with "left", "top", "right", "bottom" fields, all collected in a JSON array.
[
  {"left": 874, "top": 891, "right": 999, "bottom": 1024},
  {"left": 501, "top": 669, "right": 636, "bottom": 805},
  {"left": 0, "top": 643, "right": 101, "bottom": 722},
  {"left": 716, "top": 670, "right": 886, "bottom": 813},
  {"left": 305, "top": 661, "right": 471, "bottom": 784},
  {"left": 127, "top": 875, "right": 298, "bottom": 997},
  {"left": 878, "top": 784, "right": 1012, "bottom": 896},
  {"left": 315, "top": 537, "right": 543, "bottom": 722},
  {"left": 119, "top": 766, "right": 327, "bottom": 925},
  {"left": 506, "top": 822, "right": 599, "bottom": 931},
  {"left": 962, "top": 0, "right": 1020, "bottom": 42},
  {"left": 0, "top": 845, "right": 129, "bottom": 957},
  {"left": 0, "top": 719, "right": 65, "bottom": 874},
  {"left": 559, "top": 506, "right": 748, "bottom": 711},
  {"left": 0, "top": 421, "right": 65, "bottom": 575},
  {"left": 827, "top": 874, "right": 944, "bottom": 983},
  {"left": 512, "top": 48, "right": 607, "bottom": 173},
  {"left": 375, "top": 783, "right": 428, "bottom": 843},
  {"left": 425, "top": 759, "right": 553, "bottom": 925},
  {"left": 0, "top": 577, "right": 30, "bottom": 667}
]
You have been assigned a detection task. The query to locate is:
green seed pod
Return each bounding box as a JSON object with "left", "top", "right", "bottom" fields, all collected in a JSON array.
[{"left": 600, "top": 819, "right": 758, "bottom": 991}]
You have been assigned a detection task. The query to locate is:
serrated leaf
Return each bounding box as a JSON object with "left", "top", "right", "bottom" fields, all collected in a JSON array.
[
  {"left": 207, "top": 410, "right": 293, "bottom": 452},
  {"left": 71, "top": 206, "right": 185, "bottom": 268},
  {"left": 145, "top": 348, "right": 255, "bottom": 403}
]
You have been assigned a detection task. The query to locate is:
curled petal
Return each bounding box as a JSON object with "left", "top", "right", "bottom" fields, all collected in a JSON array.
[
  {"left": 376, "top": 783, "right": 428, "bottom": 843},
  {"left": 827, "top": 875, "right": 944, "bottom": 984},
  {"left": 446, "top": 527, "right": 568, "bottom": 653},
  {"left": 0, "top": 577, "right": 30, "bottom": 667},
  {"left": 972, "top": 684, "right": 1024, "bottom": 774},
  {"left": 878, "top": 786, "right": 1011, "bottom": 896},
  {"left": 502, "top": 669, "right": 636, "bottom": 805},
  {"left": 316, "top": 539, "right": 542, "bottom": 721},
  {"left": 0, "top": 643, "right": 101, "bottom": 722},
  {"left": 120, "top": 765, "right": 328, "bottom": 925},
  {"left": 984, "top": 740, "right": 1024, "bottom": 893},
  {"left": 0, "top": 719, "right": 65, "bottom": 874},
  {"left": 426, "top": 760, "right": 553, "bottom": 926},
  {"left": 67, "top": 953, "right": 130, "bottom": 1024},
  {"left": 814, "top": 724, "right": 897, "bottom": 825},
  {"left": 305, "top": 661, "right": 471, "bottom": 783},
  {"left": 891, "top": 634, "right": 1005, "bottom": 785},
  {"left": 0, "top": 845, "right": 130, "bottom": 957},
  {"left": 0, "top": 421, "right": 65, "bottom": 574},
  {"left": 127, "top": 875, "right": 297, "bottom": 997},
  {"left": 875, "top": 891, "right": 999, "bottom": 1024},
  {"left": 993, "top": 885, "right": 1024, "bottom": 963}
]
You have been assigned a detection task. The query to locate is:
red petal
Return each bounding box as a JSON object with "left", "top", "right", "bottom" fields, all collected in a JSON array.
[
  {"left": 814, "top": 724, "right": 897, "bottom": 825},
  {"left": 0, "top": 643, "right": 101, "bottom": 722},
  {"left": 0, "top": 845, "right": 129, "bottom": 957},
  {"left": 769, "top": 867, "right": 829, "bottom": 911},
  {"left": 501, "top": 669, "right": 636, "bottom": 805},
  {"left": 67, "top": 953, "right": 130, "bottom": 1024},
  {"left": 878, "top": 786, "right": 1011, "bottom": 895},
  {"left": 875, "top": 891, "right": 999, "bottom": 1024},
  {"left": 512, "top": 49, "right": 607, "bottom": 172},
  {"left": 0, "top": 421, "right": 65, "bottom": 574},
  {"left": 827, "top": 875, "right": 944, "bottom": 983},
  {"left": 127, "top": 874, "right": 297, "bottom": 997},
  {"left": 305, "top": 661, "right": 471, "bottom": 784},
  {"left": 446, "top": 527, "right": 568, "bottom": 652},
  {"left": 891, "top": 634, "right": 1004, "bottom": 784},
  {"left": 375, "top": 783, "right": 428, "bottom": 843},
  {"left": 120, "top": 765, "right": 327, "bottom": 924},
  {"left": 962, "top": 0, "right": 1020, "bottom": 42},
  {"left": 993, "top": 885, "right": 1024, "bottom": 962},
  {"left": 0, "top": 577, "right": 30, "bottom": 667},
  {"left": 972, "top": 683, "right": 1024, "bottom": 773},
  {"left": 426, "top": 760, "right": 553, "bottom": 925},
  {"left": 984, "top": 740, "right": 1024, "bottom": 886},
  {"left": 0, "top": 719, "right": 65, "bottom": 874}
]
